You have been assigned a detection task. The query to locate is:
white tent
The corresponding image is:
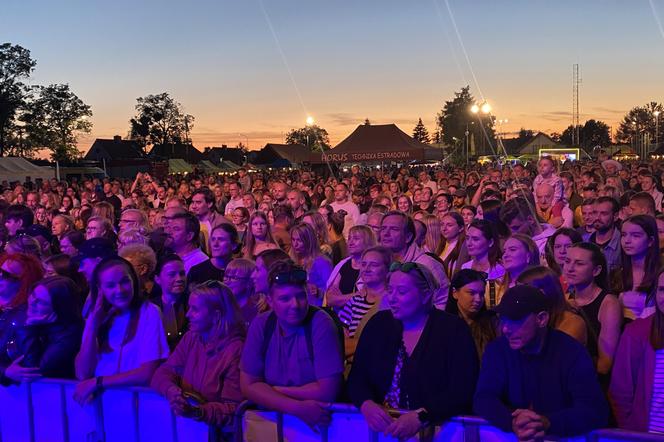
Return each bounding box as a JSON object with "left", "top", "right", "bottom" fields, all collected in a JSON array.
[{"left": 0, "top": 157, "right": 53, "bottom": 182}]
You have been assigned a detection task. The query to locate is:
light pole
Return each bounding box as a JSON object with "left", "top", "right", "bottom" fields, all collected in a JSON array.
[
  {"left": 470, "top": 101, "right": 492, "bottom": 157},
  {"left": 305, "top": 116, "right": 315, "bottom": 150},
  {"left": 655, "top": 111, "right": 661, "bottom": 148},
  {"left": 239, "top": 133, "right": 249, "bottom": 150}
]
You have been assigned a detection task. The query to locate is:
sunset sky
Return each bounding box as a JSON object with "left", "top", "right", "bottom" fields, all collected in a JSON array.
[{"left": 2, "top": 0, "right": 664, "bottom": 154}]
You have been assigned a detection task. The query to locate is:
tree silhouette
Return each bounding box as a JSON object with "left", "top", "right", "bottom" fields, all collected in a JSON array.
[
  {"left": 436, "top": 86, "right": 495, "bottom": 154},
  {"left": 129, "top": 92, "right": 193, "bottom": 152},
  {"left": 616, "top": 102, "right": 663, "bottom": 144},
  {"left": 21, "top": 84, "right": 92, "bottom": 162},
  {"left": 559, "top": 120, "right": 610, "bottom": 151},
  {"left": 285, "top": 125, "right": 330, "bottom": 151},
  {"left": 0, "top": 43, "right": 37, "bottom": 157},
  {"left": 412, "top": 118, "right": 430, "bottom": 143}
]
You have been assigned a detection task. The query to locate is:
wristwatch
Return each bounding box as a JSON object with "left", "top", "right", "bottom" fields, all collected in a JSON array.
[{"left": 415, "top": 407, "right": 430, "bottom": 425}]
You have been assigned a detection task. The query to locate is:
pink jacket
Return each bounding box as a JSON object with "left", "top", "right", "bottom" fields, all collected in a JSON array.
[
  {"left": 609, "top": 316, "right": 656, "bottom": 432},
  {"left": 151, "top": 331, "right": 244, "bottom": 426}
]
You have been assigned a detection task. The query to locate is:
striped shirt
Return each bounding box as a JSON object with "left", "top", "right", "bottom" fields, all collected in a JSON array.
[
  {"left": 649, "top": 349, "right": 664, "bottom": 433},
  {"left": 338, "top": 294, "right": 376, "bottom": 337}
]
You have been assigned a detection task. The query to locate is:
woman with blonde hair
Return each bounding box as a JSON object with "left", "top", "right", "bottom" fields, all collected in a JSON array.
[
  {"left": 289, "top": 222, "right": 333, "bottom": 306},
  {"left": 223, "top": 258, "right": 266, "bottom": 324},
  {"left": 493, "top": 233, "right": 540, "bottom": 306},
  {"left": 301, "top": 210, "right": 331, "bottom": 253},
  {"left": 421, "top": 213, "right": 444, "bottom": 256},
  {"left": 241, "top": 211, "right": 279, "bottom": 259},
  {"left": 325, "top": 225, "right": 376, "bottom": 310},
  {"left": 152, "top": 281, "right": 245, "bottom": 431},
  {"left": 91, "top": 201, "right": 115, "bottom": 224}
]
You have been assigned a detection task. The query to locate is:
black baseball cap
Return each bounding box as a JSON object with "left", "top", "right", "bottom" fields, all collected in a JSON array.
[
  {"left": 494, "top": 285, "right": 549, "bottom": 320},
  {"left": 75, "top": 237, "right": 117, "bottom": 261}
]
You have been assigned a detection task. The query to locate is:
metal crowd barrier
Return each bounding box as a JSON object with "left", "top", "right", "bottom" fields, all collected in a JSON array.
[{"left": 0, "top": 379, "right": 662, "bottom": 442}]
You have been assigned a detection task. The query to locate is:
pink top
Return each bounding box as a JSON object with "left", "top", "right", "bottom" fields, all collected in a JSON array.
[
  {"left": 609, "top": 316, "right": 656, "bottom": 432},
  {"left": 151, "top": 330, "right": 244, "bottom": 426}
]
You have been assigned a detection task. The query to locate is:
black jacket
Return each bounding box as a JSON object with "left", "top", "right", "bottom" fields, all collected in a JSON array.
[
  {"left": 347, "top": 309, "right": 479, "bottom": 423},
  {"left": 15, "top": 321, "right": 83, "bottom": 380}
]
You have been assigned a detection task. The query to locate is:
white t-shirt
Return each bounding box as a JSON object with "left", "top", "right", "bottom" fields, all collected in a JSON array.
[
  {"left": 225, "top": 197, "right": 244, "bottom": 215},
  {"left": 95, "top": 302, "right": 169, "bottom": 376}
]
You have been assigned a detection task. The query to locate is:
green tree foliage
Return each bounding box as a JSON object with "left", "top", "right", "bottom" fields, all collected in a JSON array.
[
  {"left": 412, "top": 118, "right": 430, "bottom": 143},
  {"left": 436, "top": 86, "right": 495, "bottom": 154},
  {"left": 0, "top": 43, "right": 37, "bottom": 157},
  {"left": 616, "top": 102, "right": 663, "bottom": 144},
  {"left": 560, "top": 119, "right": 611, "bottom": 150},
  {"left": 285, "top": 125, "right": 330, "bottom": 151},
  {"left": 129, "top": 92, "right": 194, "bottom": 151},
  {"left": 21, "top": 84, "right": 92, "bottom": 162}
]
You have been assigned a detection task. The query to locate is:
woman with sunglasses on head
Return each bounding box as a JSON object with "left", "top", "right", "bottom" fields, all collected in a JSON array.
[
  {"left": 348, "top": 261, "right": 478, "bottom": 439},
  {"left": 241, "top": 261, "right": 344, "bottom": 430},
  {"left": 5, "top": 277, "right": 83, "bottom": 384},
  {"left": 152, "top": 281, "right": 245, "bottom": 433},
  {"left": 74, "top": 257, "right": 169, "bottom": 405},
  {"left": 446, "top": 269, "right": 498, "bottom": 359},
  {"left": 0, "top": 253, "right": 44, "bottom": 385}
]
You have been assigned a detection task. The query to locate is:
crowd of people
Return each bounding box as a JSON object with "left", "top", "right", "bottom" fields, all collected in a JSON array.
[{"left": 0, "top": 155, "right": 663, "bottom": 440}]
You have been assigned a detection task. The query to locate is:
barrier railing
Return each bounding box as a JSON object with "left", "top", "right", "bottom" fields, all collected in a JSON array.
[{"left": 0, "top": 379, "right": 662, "bottom": 442}]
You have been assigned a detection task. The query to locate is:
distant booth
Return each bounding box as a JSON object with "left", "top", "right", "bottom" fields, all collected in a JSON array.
[
  {"left": 250, "top": 143, "right": 310, "bottom": 169},
  {"left": 0, "top": 157, "right": 53, "bottom": 182},
  {"left": 168, "top": 159, "right": 194, "bottom": 175},
  {"left": 314, "top": 123, "right": 443, "bottom": 168}
]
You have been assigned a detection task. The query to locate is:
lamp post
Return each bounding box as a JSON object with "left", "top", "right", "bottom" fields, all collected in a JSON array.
[
  {"left": 305, "top": 116, "right": 315, "bottom": 150},
  {"left": 239, "top": 133, "right": 249, "bottom": 150},
  {"left": 470, "top": 101, "right": 492, "bottom": 157},
  {"left": 655, "top": 111, "right": 661, "bottom": 148}
]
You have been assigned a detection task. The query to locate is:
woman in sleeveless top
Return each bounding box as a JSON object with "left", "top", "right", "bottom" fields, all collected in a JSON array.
[{"left": 564, "top": 243, "right": 622, "bottom": 386}]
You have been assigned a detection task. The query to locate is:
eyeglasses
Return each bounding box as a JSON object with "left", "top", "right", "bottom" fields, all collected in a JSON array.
[
  {"left": 270, "top": 269, "right": 307, "bottom": 286},
  {"left": 0, "top": 268, "right": 21, "bottom": 283},
  {"left": 223, "top": 273, "right": 251, "bottom": 282},
  {"left": 389, "top": 262, "right": 431, "bottom": 289}
]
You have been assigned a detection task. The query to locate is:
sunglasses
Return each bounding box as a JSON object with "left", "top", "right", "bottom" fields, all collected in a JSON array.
[
  {"left": 270, "top": 269, "right": 307, "bottom": 286},
  {"left": 389, "top": 262, "right": 431, "bottom": 290}
]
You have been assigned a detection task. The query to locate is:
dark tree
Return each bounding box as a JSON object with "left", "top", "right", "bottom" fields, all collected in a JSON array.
[
  {"left": 129, "top": 92, "right": 193, "bottom": 151},
  {"left": 285, "top": 125, "right": 330, "bottom": 151},
  {"left": 0, "top": 43, "right": 36, "bottom": 157},
  {"left": 21, "top": 84, "right": 92, "bottom": 162},
  {"left": 412, "top": 118, "right": 430, "bottom": 143},
  {"left": 560, "top": 119, "right": 610, "bottom": 150},
  {"left": 517, "top": 128, "right": 535, "bottom": 142},
  {"left": 616, "top": 102, "right": 663, "bottom": 144},
  {"left": 436, "top": 86, "right": 495, "bottom": 155}
]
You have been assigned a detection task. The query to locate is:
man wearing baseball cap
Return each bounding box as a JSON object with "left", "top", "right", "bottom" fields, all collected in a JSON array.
[{"left": 473, "top": 285, "right": 607, "bottom": 439}]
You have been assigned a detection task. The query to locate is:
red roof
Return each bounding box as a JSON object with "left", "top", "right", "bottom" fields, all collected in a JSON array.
[{"left": 320, "top": 124, "right": 439, "bottom": 163}]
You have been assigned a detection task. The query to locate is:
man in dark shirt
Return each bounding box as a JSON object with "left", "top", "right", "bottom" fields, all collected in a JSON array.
[{"left": 474, "top": 285, "right": 608, "bottom": 439}]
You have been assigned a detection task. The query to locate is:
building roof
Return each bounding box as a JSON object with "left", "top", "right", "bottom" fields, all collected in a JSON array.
[
  {"left": 84, "top": 136, "right": 146, "bottom": 161},
  {"left": 150, "top": 143, "right": 205, "bottom": 163},
  {"left": 252, "top": 143, "right": 310, "bottom": 166},
  {"left": 319, "top": 123, "right": 440, "bottom": 163}
]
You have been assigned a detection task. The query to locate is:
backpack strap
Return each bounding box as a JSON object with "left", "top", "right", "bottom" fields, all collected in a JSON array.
[
  {"left": 303, "top": 306, "right": 319, "bottom": 361},
  {"left": 260, "top": 311, "right": 278, "bottom": 364}
]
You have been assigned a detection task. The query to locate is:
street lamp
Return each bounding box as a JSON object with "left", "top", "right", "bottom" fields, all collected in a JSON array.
[
  {"left": 655, "top": 111, "right": 661, "bottom": 147},
  {"left": 306, "top": 116, "right": 315, "bottom": 126}
]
